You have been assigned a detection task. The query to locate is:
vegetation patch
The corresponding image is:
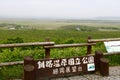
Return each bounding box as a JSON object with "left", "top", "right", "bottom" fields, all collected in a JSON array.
[{"left": 60, "top": 25, "right": 98, "bottom": 31}]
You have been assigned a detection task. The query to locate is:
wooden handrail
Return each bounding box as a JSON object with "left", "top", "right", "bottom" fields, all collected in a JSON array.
[
  {"left": 0, "top": 38, "right": 120, "bottom": 67},
  {"left": 44, "top": 43, "right": 96, "bottom": 49},
  {"left": 0, "top": 61, "right": 23, "bottom": 67},
  {"left": 44, "top": 43, "right": 96, "bottom": 58},
  {"left": 88, "top": 38, "right": 120, "bottom": 43},
  {"left": 0, "top": 42, "right": 55, "bottom": 48}
]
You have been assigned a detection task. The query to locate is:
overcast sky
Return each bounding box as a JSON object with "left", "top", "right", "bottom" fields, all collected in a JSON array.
[{"left": 0, "top": 0, "right": 120, "bottom": 19}]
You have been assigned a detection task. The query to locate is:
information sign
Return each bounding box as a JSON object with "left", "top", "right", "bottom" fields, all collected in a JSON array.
[
  {"left": 104, "top": 41, "right": 120, "bottom": 53},
  {"left": 35, "top": 56, "right": 95, "bottom": 79}
]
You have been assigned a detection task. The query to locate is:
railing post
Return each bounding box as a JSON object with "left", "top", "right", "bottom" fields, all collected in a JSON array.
[
  {"left": 45, "top": 37, "right": 51, "bottom": 58},
  {"left": 24, "top": 56, "right": 35, "bottom": 80},
  {"left": 87, "top": 36, "right": 92, "bottom": 54},
  {"left": 45, "top": 37, "right": 50, "bottom": 42},
  {"left": 100, "top": 58, "right": 109, "bottom": 76},
  {"left": 45, "top": 48, "right": 50, "bottom": 58},
  {"left": 95, "top": 51, "right": 103, "bottom": 71}
]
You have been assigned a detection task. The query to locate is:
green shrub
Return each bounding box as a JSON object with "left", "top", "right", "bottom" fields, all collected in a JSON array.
[{"left": 4, "top": 37, "right": 24, "bottom": 44}]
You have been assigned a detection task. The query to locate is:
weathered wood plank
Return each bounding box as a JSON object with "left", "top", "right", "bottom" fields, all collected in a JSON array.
[
  {"left": 44, "top": 43, "right": 96, "bottom": 49},
  {"left": 0, "top": 61, "right": 23, "bottom": 67},
  {"left": 0, "top": 42, "right": 55, "bottom": 48},
  {"left": 88, "top": 38, "right": 120, "bottom": 43}
]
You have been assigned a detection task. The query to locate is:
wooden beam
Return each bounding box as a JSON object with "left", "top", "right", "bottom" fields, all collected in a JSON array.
[
  {"left": 44, "top": 43, "right": 96, "bottom": 49},
  {"left": 88, "top": 38, "right": 120, "bottom": 43},
  {"left": 0, "top": 42, "right": 55, "bottom": 48},
  {"left": 0, "top": 61, "right": 23, "bottom": 67}
]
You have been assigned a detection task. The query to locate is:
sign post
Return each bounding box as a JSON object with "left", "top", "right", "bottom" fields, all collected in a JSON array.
[
  {"left": 35, "top": 56, "right": 95, "bottom": 79},
  {"left": 24, "top": 56, "right": 35, "bottom": 80},
  {"left": 24, "top": 55, "right": 96, "bottom": 80},
  {"left": 24, "top": 51, "right": 109, "bottom": 80}
]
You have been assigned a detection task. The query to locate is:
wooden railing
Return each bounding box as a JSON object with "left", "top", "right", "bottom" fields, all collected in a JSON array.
[
  {"left": 87, "top": 36, "right": 120, "bottom": 55},
  {"left": 0, "top": 42, "right": 96, "bottom": 66},
  {"left": 44, "top": 43, "right": 96, "bottom": 58},
  {"left": 88, "top": 37, "right": 120, "bottom": 43},
  {"left": 0, "top": 42, "right": 55, "bottom": 48},
  {"left": 0, "top": 37, "right": 120, "bottom": 67},
  {"left": 0, "top": 42, "right": 55, "bottom": 67}
]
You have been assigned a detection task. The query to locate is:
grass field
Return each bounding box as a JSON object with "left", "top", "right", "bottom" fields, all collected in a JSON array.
[
  {"left": 0, "top": 19, "right": 120, "bottom": 80},
  {"left": 0, "top": 19, "right": 120, "bottom": 30}
]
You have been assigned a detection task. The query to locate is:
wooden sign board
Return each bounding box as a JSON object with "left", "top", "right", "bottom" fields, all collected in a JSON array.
[
  {"left": 104, "top": 41, "right": 120, "bottom": 53},
  {"left": 34, "top": 56, "right": 95, "bottom": 79}
]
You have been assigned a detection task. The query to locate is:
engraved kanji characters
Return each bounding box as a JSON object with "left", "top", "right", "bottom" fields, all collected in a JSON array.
[
  {"left": 61, "top": 59, "right": 67, "bottom": 66},
  {"left": 88, "top": 56, "right": 94, "bottom": 63},
  {"left": 72, "top": 66, "right": 77, "bottom": 72},
  {"left": 53, "top": 68, "right": 59, "bottom": 75},
  {"left": 53, "top": 60, "right": 60, "bottom": 67},
  {"left": 66, "top": 66, "right": 70, "bottom": 73},
  {"left": 46, "top": 60, "right": 53, "bottom": 68},
  {"left": 75, "top": 58, "right": 81, "bottom": 65},
  {"left": 82, "top": 57, "right": 88, "bottom": 64},
  {"left": 68, "top": 58, "right": 74, "bottom": 65},
  {"left": 59, "top": 67, "right": 65, "bottom": 74},
  {"left": 37, "top": 61, "right": 45, "bottom": 69}
]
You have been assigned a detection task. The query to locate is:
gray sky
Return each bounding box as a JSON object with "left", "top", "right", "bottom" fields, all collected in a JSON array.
[{"left": 0, "top": 0, "right": 120, "bottom": 19}]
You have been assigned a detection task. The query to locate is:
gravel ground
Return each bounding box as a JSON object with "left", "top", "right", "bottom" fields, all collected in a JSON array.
[{"left": 50, "top": 66, "right": 120, "bottom": 80}]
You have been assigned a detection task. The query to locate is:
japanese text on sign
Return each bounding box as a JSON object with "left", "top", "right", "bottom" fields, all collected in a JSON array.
[{"left": 37, "top": 56, "right": 94, "bottom": 69}]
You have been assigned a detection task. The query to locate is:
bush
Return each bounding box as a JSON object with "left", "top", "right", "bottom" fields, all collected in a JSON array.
[
  {"left": 64, "top": 39, "right": 75, "bottom": 44},
  {"left": 4, "top": 37, "right": 24, "bottom": 44},
  {"left": 60, "top": 25, "right": 98, "bottom": 31}
]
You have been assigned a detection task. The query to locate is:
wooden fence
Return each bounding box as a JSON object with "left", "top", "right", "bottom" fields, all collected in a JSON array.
[
  {"left": 0, "top": 37, "right": 120, "bottom": 79},
  {"left": 44, "top": 43, "right": 96, "bottom": 58},
  {"left": 0, "top": 42, "right": 55, "bottom": 66},
  {"left": 0, "top": 37, "right": 120, "bottom": 67},
  {"left": 0, "top": 42, "right": 96, "bottom": 66},
  {"left": 87, "top": 36, "right": 120, "bottom": 55}
]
